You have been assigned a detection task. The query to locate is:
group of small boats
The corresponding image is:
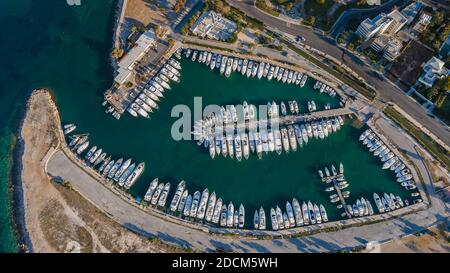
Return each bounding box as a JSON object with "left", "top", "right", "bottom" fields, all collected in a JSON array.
[
  {"left": 67, "top": 130, "right": 144, "bottom": 189},
  {"left": 313, "top": 81, "right": 338, "bottom": 98},
  {"left": 372, "top": 192, "right": 408, "bottom": 214},
  {"left": 143, "top": 180, "right": 246, "bottom": 228},
  {"left": 184, "top": 48, "right": 309, "bottom": 86},
  {"left": 268, "top": 199, "right": 328, "bottom": 231},
  {"left": 359, "top": 128, "right": 419, "bottom": 194},
  {"left": 199, "top": 116, "right": 344, "bottom": 160},
  {"left": 124, "top": 56, "right": 182, "bottom": 119}
]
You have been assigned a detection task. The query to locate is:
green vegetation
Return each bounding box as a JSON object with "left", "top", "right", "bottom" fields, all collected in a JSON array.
[
  {"left": 421, "top": 10, "right": 450, "bottom": 51},
  {"left": 125, "top": 81, "right": 134, "bottom": 88},
  {"left": 383, "top": 106, "right": 450, "bottom": 170},
  {"left": 111, "top": 47, "right": 124, "bottom": 59},
  {"left": 361, "top": 48, "right": 381, "bottom": 64},
  {"left": 258, "top": 35, "right": 273, "bottom": 45},
  {"left": 256, "top": 0, "right": 280, "bottom": 17},
  {"left": 303, "top": 0, "right": 334, "bottom": 30}
]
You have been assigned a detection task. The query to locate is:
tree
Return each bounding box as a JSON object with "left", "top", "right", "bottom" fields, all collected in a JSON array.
[
  {"left": 316, "top": 0, "right": 326, "bottom": 4},
  {"left": 337, "top": 37, "right": 344, "bottom": 44},
  {"left": 347, "top": 43, "right": 355, "bottom": 51},
  {"left": 131, "top": 26, "right": 138, "bottom": 33}
]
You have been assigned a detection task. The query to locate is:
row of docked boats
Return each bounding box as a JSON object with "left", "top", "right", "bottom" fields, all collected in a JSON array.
[
  {"left": 184, "top": 48, "right": 308, "bottom": 86},
  {"left": 199, "top": 116, "right": 344, "bottom": 160},
  {"left": 126, "top": 56, "right": 182, "bottom": 118},
  {"left": 63, "top": 123, "right": 77, "bottom": 135},
  {"left": 67, "top": 131, "right": 145, "bottom": 189},
  {"left": 313, "top": 81, "right": 337, "bottom": 98},
  {"left": 372, "top": 192, "right": 407, "bottom": 214},
  {"left": 359, "top": 128, "right": 418, "bottom": 192},
  {"left": 143, "top": 180, "right": 246, "bottom": 228},
  {"left": 347, "top": 197, "right": 375, "bottom": 217},
  {"left": 269, "top": 200, "right": 329, "bottom": 231}
]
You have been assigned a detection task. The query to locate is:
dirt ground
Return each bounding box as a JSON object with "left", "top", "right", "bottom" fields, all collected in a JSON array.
[
  {"left": 124, "top": 0, "right": 172, "bottom": 28},
  {"left": 20, "top": 90, "right": 182, "bottom": 253}
]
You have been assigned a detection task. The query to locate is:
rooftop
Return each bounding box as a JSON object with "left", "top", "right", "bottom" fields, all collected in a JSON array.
[{"left": 401, "top": 1, "right": 422, "bottom": 25}]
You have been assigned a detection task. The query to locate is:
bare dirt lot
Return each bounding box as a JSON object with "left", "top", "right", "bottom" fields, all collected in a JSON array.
[{"left": 20, "top": 90, "right": 183, "bottom": 253}]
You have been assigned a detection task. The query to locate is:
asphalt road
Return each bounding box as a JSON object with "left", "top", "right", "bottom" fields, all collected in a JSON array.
[{"left": 226, "top": 0, "right": 450, "bottom": 147}]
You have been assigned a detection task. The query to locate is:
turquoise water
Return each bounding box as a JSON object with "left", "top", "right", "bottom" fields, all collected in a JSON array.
[
  {"left": 0, "top": 0, "right": 115, "bottom": 252},
  {"left": 0, "top": 0, "right": 410, "bottom": 250},
  {"left": 64, "top": 57, "right": 409, "bottom": 228}
]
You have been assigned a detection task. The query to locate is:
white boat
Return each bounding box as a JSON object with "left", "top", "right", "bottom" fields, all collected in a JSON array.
[
  {"left": 280, "top": 127, "right": 290, "bottom": 153},
  {"left": 196, "top": 188, "right": 209, "bottom": 219},
  {"left": 234, "top": 135, "right": 242, "bottom": 162},
  {"left": 124, "top": 162, "right": 145, "bottom": 189},
  {"left": 308, "top": 201, "right": 316, "bottom": 225},
  {"left": 259, "top": 207, "right": 266, "bottom": 230},
  {"left": 292, "top": 198, "right": 303, "bottom": 226},
  {"left": 84, "top": 146, "right": 97, "bottom": 161},
  {"left": 241, "top": 133, "right": 250, "bottom": 160},
  {"left": 177, "top": 189, "right": 189, "bottom": 213},
  {"left": 319, "top": 204, "right": 328, "bottom": 222},
  {"left": 212, "top": 198, "right": 223, "bottom": 224},
  {"left": 287, "top": 125, "right": 297, "bottom": 151},
  {"left": 220, "top": 204, "right": 227, "bottom": 226},
  {"left": 294, "top": 124, "right": 303, "bottom": 148},
  {"left": 113, "top": 158, "right": 131, "bottom": 182},
  {"left": 267, "top": 130, "right": 275, "bottom": 152},
  {"left": 205, "top": 192, "right": 216, "bottom": 222},
  {"left": 226, "top": 202, "right": 234, "bottom": 227},
  {"left": 241, "top": 59, "right": 248, "bottom": 75},
  {"left": 190, "top": 191, "right": 201, "bottom": 217},
  {"left": 255, "top": 132, "right": 263, "bottom": 159},
  {"left": 157, "top": 182, "right": 171, "bottom": 207},
  {"left": 276, "top": 206, "right": 284, "bottom": 229},
  {"left": 151, "top": 182, "right": 164, "bottom": 205},
  {"left": 286, "top": 201, "right": 296, "bottom": 227},
  {"left": 274, "top": 129, "right": 282, "bottom": 155},
  {"left": 238, "top": 204, "right": 245, "bottom": 228},
  {"left": 118, "top": 163, "right": 135, "bottom": 187},
  {"left": 183, "top": 194, "right": 193, "bottom": 216},
  {"left": 170, "top": 181, "right": 186, "bottom": 212},
  {"left": 302, "top": 202, "right": 309, "bottom": 224},
  {"left": 283, "top": 212, "right": 290, "bottom": 229},
  {"left": 280, "top": 101, "right": 287, "bottom": 116},
  {"left": 270, "top": 208, "right": 278, "bottom": 230},
  {"left": 144, "top": 179, "right": 159, "bottom": 202},
  {"left": 314, "top": 203, "right": 322, "bottom": 224},
  {"left": 254, "top": 210, "right": 259, "bottom": 229},
  {"left": 300, "top": 74, "right": 308, "bottom": 87},
  {"left": 373, "top": 193, "right": 384, "bottom": 213}
]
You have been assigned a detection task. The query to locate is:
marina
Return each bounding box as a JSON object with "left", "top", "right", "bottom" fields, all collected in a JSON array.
[{"left": 59, "top": 53, "right": 412, "bottom": 230}]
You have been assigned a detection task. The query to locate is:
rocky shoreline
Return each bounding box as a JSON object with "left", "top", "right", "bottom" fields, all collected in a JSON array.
[{"left": 10, "top": 89, "right": 39, "bottom": 253}]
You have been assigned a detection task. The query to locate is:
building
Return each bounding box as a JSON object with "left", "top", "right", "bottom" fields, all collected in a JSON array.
[
  {"left": 401, "top": 1, "right": 422, "bottom": 25},
  {"left": 371, "top": 34, "right": 390, "bottom": 52},
  {"left": 190, "top": 11, "right": 237, "bottom": 41},
  {"left": 383, "top": 39, "right": 403, "bottom": 61},
  {"left": 412, "top": 12, "right": 432, "bottom": 33},
  {"left": 418, "top": 57, "right": 449, "bottom": 87},
  {"left": 371, "top": 35, "right": 403, "bottom": 61},
  {"left": 439, "top": 35, "right": 450, "bottom": 58},
  {"left": 115, "top": 29, "right": 157, "bottom": 85},
  {"left": 356, "top": 9, "right": 407, "bottom": 40},
  {"left": 356, "top": 13, "right": 392, "bottom": 40},
  {"left": 384, "top": 9, "right": 408, "bottom": 35}
]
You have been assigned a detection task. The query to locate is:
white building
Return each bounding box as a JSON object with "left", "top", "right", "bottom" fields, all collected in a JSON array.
[
  {"left": 383, "top": 39, "right": 403, "bottom": 61},
  {"left": 115, "top": 29, "right": 157, "bottom": 85},
  {"left": 384, "top": 9, "right": 408, "bottom": 35},
  {"left": 413, "top": 12, "right": 432, "bottom": 33},
  {"left": 401, "top": 1, "right": 422, "bottom": 25},
  {"left": 356, "top": 9, "right": 407, "bottom": 41},
  {"left": 418, "top": 57, "right": 449, "bottom": 87},
  {"left": 190, "top": 11, "right": 237, "bottom": 41},
  {"left": 356, "top": 13, "right": 392, "bottom": 40}
]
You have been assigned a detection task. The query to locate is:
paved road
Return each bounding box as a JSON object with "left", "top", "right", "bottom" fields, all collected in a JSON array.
[{"left": 226, "top": 0, "right": 450, "bottom": 147}]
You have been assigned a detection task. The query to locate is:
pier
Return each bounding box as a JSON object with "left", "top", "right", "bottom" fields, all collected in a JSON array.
[
  {"left": 331, "top": 178, "right": 352, "bottom": 218},
  {"left": 200, "top": 106, "right": 354, "bottom": 138}
]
